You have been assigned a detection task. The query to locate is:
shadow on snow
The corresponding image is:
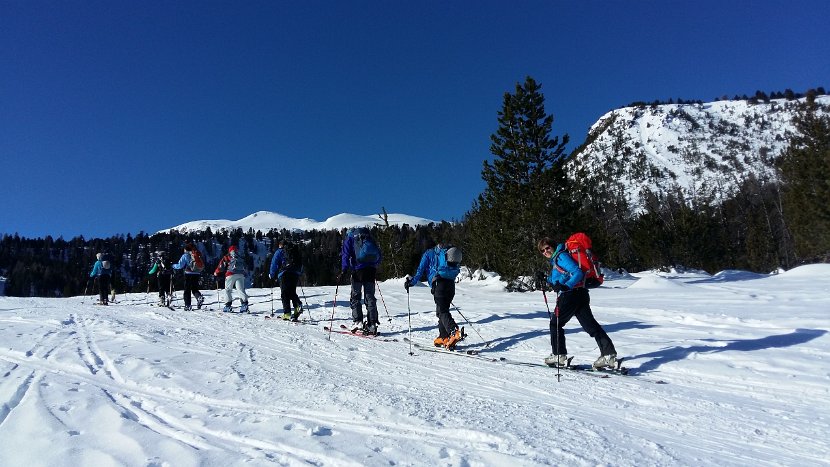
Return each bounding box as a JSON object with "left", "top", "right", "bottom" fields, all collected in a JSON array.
[{"left": 630, "top": 328, "right": 827, "bottom": 375}]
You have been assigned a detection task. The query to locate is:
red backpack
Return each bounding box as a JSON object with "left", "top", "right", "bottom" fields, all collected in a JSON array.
[
  {"left": 557, "top": 232, "right": 604, "bottom": 288},
  {"left": 188, "top": 248, "right": 205, "bottom": 273}
]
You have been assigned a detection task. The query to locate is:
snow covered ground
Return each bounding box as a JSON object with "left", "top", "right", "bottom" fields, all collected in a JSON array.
[{"left": 1, "top": 265, "right": 828, "bottom": 466}]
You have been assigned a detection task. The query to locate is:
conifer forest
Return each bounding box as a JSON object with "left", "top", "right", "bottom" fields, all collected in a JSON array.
[{"left": 2, "top": 80, "right": 828, "bottom": 296}]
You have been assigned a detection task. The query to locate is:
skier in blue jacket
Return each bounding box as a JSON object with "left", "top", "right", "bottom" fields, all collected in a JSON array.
[
  {"left": 341, "top": 228, "right": 382, "bottom": 334},
  {"left": 538, "top": 237, "right": 617, "bottom": 369},
  {"left": 405, "top": 238, "right": 464, "bottom": 348},
  {"left": 89, "top": 252, "right": 113, "bottom": 305},
  {"left": 171, "top": 243, "right": 205, "bottom": 311}
]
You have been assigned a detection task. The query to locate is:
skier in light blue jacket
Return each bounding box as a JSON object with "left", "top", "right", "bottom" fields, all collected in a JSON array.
[{"left": 538, "top": 237, "right": 617, "bottom": 369}]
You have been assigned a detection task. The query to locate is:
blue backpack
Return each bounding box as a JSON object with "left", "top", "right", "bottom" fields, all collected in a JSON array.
[
  {"left": 353, "top": 228, "right": 380, "bottom": 264},
  {"left": 435, "top": 246, "right": 462, "bottom": 279}
]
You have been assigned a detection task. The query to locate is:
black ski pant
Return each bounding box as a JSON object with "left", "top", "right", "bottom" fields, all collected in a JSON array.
[
  {"left": 350, "top": 267, "right": 378, "bottom": 325},
  {"left": 157, "top": 272, "right": 171, "bottom": 301},
  {"left": 433, "top": 277, "right": 458, "bottom": 338},
  {"left": 551, "top": 287, "right": 616, "bottom": 356},
  {"left": 97, "top": 274, "right": 111, "bottom": 304},
  {"left": 280, "top": 273, "right": 301, "bottom": 313},
  {"left": 183, "top": 273, "right": 202, "bottom": 307}
]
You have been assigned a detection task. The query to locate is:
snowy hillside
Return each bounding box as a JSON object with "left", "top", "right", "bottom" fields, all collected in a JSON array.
[
  {"left": 570, "top": 95, "right": 830, "bottom": 210},
  {"left": 162, "top": 211, "right": 439, "bottom": 234},
  {"left": 1, "top": 266, "right": 829, "bottom": 466}
]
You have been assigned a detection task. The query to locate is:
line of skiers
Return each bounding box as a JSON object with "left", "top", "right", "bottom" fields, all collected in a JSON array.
[
  {"left": 142, "top": 243, "right": 206, "bottom": 310},
  {"left": 91, "top": 229, "right": 619, "bottom": 369}
]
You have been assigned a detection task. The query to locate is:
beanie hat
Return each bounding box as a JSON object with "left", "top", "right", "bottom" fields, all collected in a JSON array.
[
  {"left": 96, "top": 253, "right": 102, "bottom": 260},
  {"left": 229, "top": 245, "right": 237, "bottom": 253}
]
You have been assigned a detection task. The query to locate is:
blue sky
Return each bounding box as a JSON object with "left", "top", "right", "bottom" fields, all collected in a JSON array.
[{"left": 2, "top": 0, "right": 828, "bottom": 239}]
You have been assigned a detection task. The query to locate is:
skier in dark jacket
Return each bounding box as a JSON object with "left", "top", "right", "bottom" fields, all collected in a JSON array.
[
  {"left": 538, "top": 237, "right": 617, "bottom": 369},
  {"left": 148, "top": 250, "right": 172, "bottom": 307},
  {"left": 269, "top": 240, "right": 302, "bottom": 320}
]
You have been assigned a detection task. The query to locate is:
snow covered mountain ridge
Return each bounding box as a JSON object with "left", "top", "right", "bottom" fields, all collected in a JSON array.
[
  {"left": 162, "top": 210, "right": 439, "bottom": 234},
  {"left": 569, "top": 95, "right": 830, "bottom": 211}
]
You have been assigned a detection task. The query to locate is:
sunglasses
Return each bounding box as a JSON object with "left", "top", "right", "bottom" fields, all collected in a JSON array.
[{"left": 540, "top": 246, "right": 553, "bottom": 254}]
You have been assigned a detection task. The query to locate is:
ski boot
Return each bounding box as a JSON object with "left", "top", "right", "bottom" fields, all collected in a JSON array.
[
  {"left": 433, "top": 336, "right": 448, "bottom": 347},
  {"left": 281, "top": 312, "right": 291, "bottom": 321},
  {"left": 592, "top": 354, "right": 618, "bottom": 370},
  {"left": 444, "top": 327, "right": 466, "bottom": 350},
  {"left": 290, "top": 305, "right": 302, "bottom": 322},
  {"left": 196, "top": 295, "right": 205, "bottom": 309},
  {"left": 222, "top": 303, "right": 232, "bottom": 313},
  {"left": 544, "top": 354, "right": 569, "bottom": 368},
  {"left": 240, "top": 302, "right": 249, "bottom": 313}
]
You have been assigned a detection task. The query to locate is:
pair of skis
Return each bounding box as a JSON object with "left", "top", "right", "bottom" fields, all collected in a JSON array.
[
  {"left": 406, "top": 340, "right": 643, "bottom": 380},
  {"left": 324, "top": 324, "right": 399, "bottom": 342}
]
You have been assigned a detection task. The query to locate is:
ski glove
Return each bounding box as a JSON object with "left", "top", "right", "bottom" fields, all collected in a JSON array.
[{"left": 552, "top": 283, "right": 569, "bottom": 293}]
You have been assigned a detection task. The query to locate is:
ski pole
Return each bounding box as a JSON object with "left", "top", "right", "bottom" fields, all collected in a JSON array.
[
  {"left": 327, "top": 275, "right": 341, "bottom": 340},
  {"left": 81, "top": 276, "right": 91, "bottom": 304},
  {"left": 542, "top": 288, "right": 552, "bottom": 319},
  {"left": 215, "top": 276, "right": 220, "bottom": 309},
  {"left": 407, "top": 286, "right": 413, "bottom": 356},
  {"left": 375, "top": 279, "right": 392, "bottom": 323},
  {"left": 170, "top": 270, "right": 177, "bottom": 307},
  {"left": 450, "top": 301, "right": 489, "bottom": 348},
  {"left": 555, "top": 291, "right": 561, "bottom": 382},
  {"left": 300, "top": 275, "right": 311, "bottom": 320},
  {"left": 110, "top": 271, "right": 117, "bottom": 303},
  {"left": 541, "top": 287, "right": 560, "bottom": 382}
]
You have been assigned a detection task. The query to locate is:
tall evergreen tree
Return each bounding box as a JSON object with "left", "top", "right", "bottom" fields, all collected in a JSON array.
[
  {"left": 778, "top": 100, "right": 830, "bottom": 261},
  {"left": 465, "top": 77, "right": 570, "bottom": 289}
]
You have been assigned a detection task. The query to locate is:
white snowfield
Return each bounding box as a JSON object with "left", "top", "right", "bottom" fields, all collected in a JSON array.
[{"left": 1, "top": 265, "right": 829, "bottom": 466}]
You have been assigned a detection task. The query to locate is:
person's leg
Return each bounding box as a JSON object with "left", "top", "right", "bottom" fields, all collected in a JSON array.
[
  {"left": 349, "top": 272, "right": 364, "bottom": 324},
  {"left": 572, "top": 289, "right": 616, "bottom": 356}
]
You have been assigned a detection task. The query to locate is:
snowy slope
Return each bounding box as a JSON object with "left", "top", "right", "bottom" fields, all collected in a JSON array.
[
  {"left": 163, "top": 211, "right": 438, "bottom": 234},
  {"left": 1, "top": 266, "right": 829, "bottom": 466},
  {"left": 571, "top": 95, "right": 830, "bottom": 210}
]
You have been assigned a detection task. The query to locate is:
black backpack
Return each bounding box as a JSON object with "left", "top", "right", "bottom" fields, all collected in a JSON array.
[{"left": 282, "top": 242, "right": 302, "bottom": 273}]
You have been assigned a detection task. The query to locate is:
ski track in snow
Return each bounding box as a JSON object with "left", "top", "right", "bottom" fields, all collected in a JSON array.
[{"left": 1, "top": 268, "right": 829, "bottom": 466}]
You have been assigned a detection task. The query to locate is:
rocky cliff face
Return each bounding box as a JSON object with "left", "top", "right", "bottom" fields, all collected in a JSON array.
[{"left": 569, "top": 95, "right": 830, "bottom": 210}]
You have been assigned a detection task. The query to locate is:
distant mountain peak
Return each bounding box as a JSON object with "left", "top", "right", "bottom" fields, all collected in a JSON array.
[{"left": 161, "top": 211, "right": 438, "bottom": 234}]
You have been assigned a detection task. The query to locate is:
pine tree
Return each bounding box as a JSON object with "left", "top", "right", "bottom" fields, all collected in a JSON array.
[
  {"left": 465, "top": 76, "right": 570, "bottom": 289},
  {"left": 778, "top": 100, "right": 830, "bottom": 262}
]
